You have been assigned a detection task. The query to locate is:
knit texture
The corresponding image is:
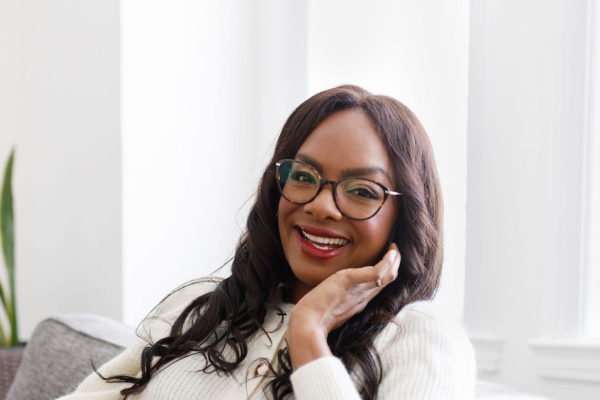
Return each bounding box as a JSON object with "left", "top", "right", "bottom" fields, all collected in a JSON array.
[{"left": 56, "top": 281, "right": 475, "bottom": 400}]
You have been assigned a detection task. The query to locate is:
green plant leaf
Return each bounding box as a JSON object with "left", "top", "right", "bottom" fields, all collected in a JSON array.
[
  {"left": 0, "top": 281, "right": 8, "bottom": 316},
  {"left": 0, "top": 322, "right": 7, "bottom": 346},
  {"left": 1, "top": 149, "right": 15, "bottom": 275},
  {"left": 0, "top": 149, "right": 17, "bottom": 346}
]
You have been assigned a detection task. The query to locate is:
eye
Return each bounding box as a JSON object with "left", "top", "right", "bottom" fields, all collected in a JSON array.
[
  {"left": 342, "top": 179, "right": 383, "bottom": 201},
  {"left": 289, "top": 170, "right": 317, "bottom": 184},
  {"left": 347, "top": 187, "right": 379, "bottom": 199}
]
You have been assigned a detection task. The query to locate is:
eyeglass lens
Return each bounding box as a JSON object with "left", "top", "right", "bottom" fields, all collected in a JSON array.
[{"left": 277, "top": 160, "right": 386, "bottom": 219}]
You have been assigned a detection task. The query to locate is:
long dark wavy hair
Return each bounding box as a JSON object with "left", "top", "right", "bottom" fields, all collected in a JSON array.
[{"left": 102, "top": 85, "right": 443, "bottom": 399}]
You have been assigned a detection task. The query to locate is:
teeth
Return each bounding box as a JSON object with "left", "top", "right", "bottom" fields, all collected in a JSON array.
[
  {"left": 312, "top": 242, "right": 334, "bottom": 250},
  {"left": 301, "top": 229, "right": 348, "bottom": 247}
]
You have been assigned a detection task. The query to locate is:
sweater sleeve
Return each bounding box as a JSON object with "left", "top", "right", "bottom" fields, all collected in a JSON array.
[
  {"left": 290, "top": 356, "right": 361, "bottom": 400},
  {"left": 55, "top": 279, "right": 218, "bottom": 400},
  {"left": 290, "top": 301, "right": 476, "bottom": 400}
]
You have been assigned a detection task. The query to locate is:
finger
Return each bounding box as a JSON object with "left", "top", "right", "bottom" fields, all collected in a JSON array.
[
  {"left": 351, "top": 245, "right": 401, "bottom": 287},
  {"left": 387, "top": 243, "right": 401, "bottom": 278},
  {"left": 376, "top": 244, "right": 400, "bottom": 287}
]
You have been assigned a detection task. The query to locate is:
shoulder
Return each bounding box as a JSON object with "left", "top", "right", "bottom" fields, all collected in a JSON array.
[
  {"left": 375, "top": 300, "right": 475, "bottom": 373},
  {"left": 379, "top": 300, "right": 472, "bottom": 343},
  {"left": 139, "top": 278, "right": 220, "bottom": 342},
  {"left": 374, "top": 301, "right": 476, "bottom": 397},
  {"left": 151, "top": 278, "right": 220, "bottom": 317}
]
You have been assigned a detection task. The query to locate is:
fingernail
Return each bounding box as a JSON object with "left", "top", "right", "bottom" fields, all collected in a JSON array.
[{"left": 389, "top": 249, "right": 397, "bottom": 261}]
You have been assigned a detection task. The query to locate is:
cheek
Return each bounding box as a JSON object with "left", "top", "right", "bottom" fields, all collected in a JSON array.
[
  {"left": 354, "top": 205, "right": 397, "bottom": 256},
  {"left": 356, "top": 219, "right": 393, "bottom": 246},
  {"left": 277, "top": 197, "right": 292, "bottom": 225},
  {"left": 277, "top": 197, "right": 297, "bottom": 240}
]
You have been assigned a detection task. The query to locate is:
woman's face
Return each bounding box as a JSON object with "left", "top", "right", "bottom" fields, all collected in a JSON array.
[{"left": 277, "top": 109, "right": 398, "bottom": 302}]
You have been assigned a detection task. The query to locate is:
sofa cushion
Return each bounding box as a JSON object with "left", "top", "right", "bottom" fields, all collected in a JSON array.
[{"left": 6, "top": 314, "right": 135, "bottom": 400}]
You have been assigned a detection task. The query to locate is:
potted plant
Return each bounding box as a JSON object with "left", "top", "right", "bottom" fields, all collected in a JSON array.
[{"left": 0, "top": 149, "right": 21, "bottom": 396}]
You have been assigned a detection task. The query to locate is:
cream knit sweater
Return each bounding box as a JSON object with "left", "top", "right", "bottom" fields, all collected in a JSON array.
[{"left": 57, "top": 281, "right": 475, "bottom": 400}]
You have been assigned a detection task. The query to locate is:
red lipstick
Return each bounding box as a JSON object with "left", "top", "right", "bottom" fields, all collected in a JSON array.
[
  {"left": 295, "top": 226, "right": 349, "bottom": 259},
  {"left": 297, "top": 225, "right": 349, "bottom": 240}
]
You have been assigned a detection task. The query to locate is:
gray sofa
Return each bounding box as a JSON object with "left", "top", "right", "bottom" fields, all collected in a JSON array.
[
  {"left": 3, "top": 314, "right": 552, "bottom": 400},
  {"left": 5, "top": 314, "right": 134, "bottom": 400}
]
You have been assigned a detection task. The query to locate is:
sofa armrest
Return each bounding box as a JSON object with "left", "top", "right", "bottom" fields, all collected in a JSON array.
[{"left": 6, "top": 314, "right": 135, "bottom": 400}]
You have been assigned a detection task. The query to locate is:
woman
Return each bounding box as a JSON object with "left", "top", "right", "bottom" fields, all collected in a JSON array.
[{"left": 59, "top": 85, "right": 475, "bottom": 399}]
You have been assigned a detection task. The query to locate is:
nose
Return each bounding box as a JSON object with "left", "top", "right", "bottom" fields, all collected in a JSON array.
[{"left": 303, "top": 184, "right": 343, "bottom": 221}]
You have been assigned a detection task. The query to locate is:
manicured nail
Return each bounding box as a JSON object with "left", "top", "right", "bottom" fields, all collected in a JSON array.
[{"left": 389, "top": 249, "right": 397, "bottom": 261}]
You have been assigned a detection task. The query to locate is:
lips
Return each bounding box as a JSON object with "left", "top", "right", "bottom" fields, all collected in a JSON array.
[
  {"left": 298, "top": 228, "right": 349, "bottom": 248},
  {"left": 295, "top": 225, "right": 350, "bottom": 259}
]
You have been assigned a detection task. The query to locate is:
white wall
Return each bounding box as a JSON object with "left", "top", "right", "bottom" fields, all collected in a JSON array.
[
  {"left": 0, "top": 0, "right": 310, "bottom": 334},
  {"left": 465, "top": 0, "right": 600, "bottom": 398},
  {"left": 586, "top": 0, "right": 600, "bottom": 338},
  {"left": 0, "top": 0, "right": 122, "bottom": 338},
  {"left": 0, "top": 0, "right": 18, "bottom": 152},
  {"left": 0, "top": 0, "right": 19, "bottom": 323},
  {"left": 121, "top": 0, "right": 308, "bottom": 325},
  {"left": 307, "top": 0, "right": 471, "bottom": 319}
]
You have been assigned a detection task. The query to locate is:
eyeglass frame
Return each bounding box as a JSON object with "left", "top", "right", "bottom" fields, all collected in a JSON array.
[{"left": 275, "top": 158, "right": 402, "bottom": 221}]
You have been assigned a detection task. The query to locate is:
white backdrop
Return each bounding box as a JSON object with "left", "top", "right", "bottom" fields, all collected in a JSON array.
[
  {"left": 0, "top": 0, "right": 123, "bottom": 334},
  {"left": 465, "top": 1, "right": 600, "bottom": 399},
  {"left": 121, "top": 0, "right": 309, "bottom": 325}
]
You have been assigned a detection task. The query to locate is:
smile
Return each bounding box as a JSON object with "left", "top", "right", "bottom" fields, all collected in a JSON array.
[
  {"left": 293, "top": 225, "right": 350, "bottom": 259},
  {"left": 299, "top": 228, "right": 349, "bottom": 249}
]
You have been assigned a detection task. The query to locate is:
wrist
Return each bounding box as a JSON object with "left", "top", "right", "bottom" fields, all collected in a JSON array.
[{"left": 287, "top": 310, "right": 332, "bottom": 370}]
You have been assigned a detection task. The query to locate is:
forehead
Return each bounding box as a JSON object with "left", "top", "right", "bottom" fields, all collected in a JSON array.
[{"left": 295, "top": 110, "right": 393, "bottom": 181}]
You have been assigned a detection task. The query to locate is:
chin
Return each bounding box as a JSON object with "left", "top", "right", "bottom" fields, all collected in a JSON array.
[{"left": 289, "top": 265, "right": 329, "bottom": 287}]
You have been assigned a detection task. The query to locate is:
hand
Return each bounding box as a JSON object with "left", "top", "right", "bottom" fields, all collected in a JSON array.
[{"left": 286, "top": 243, "right": 401, "bottom": 370}]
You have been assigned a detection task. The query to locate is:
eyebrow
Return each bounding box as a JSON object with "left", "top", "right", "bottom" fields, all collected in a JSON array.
[{"left": 296, "top": 153, "right": 393, "bottom": 182}]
